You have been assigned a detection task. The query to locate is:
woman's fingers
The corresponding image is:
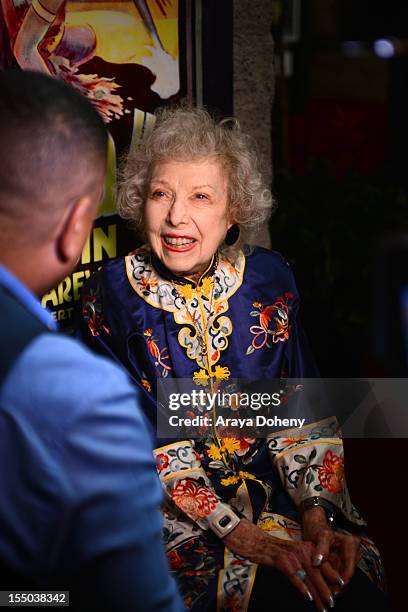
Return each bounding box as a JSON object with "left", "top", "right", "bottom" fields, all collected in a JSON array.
[
  {"left": 312, "top": 528, "right": 333, "bottom": 567},
  {"left": 320, "top": 557, "right": 345, "bottom": 589},
  {"left": 273, "top": 553, "right": 319, "bottom": 607},
  {"left": 336, "top": 535, "right": 361, "bottom": 584},
  {"left": 280, "top": 544, "right": 336, "bottom": 611},
  {"left": 304, "top": 564, "right": 336, "bottom": 610}
]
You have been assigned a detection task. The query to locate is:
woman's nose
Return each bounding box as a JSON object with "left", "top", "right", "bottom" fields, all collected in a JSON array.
[{"left": 167, "top": 195, "right": 188, "bottom": 226}]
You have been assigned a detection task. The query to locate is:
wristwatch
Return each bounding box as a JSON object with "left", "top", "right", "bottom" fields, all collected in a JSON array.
[
  {"left": 208, "top": 507, "right": 241, "bottom": 538},
  {"left": 298, "top": 496, "right": 335, "bottom": 525}
]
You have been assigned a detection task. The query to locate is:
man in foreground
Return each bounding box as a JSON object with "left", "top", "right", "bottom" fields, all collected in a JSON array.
[{"left": 0, "top": 69, "right": 183, "bottom": 612}]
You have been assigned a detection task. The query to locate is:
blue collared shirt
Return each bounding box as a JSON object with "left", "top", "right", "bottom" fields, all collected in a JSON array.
[{"left": 0, "top": 265, "right": 183, "bottom": 611}]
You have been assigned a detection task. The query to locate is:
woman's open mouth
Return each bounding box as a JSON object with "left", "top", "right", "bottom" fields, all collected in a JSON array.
[{"left": 162, "top": 235, "right": 197, "bottom": 252}]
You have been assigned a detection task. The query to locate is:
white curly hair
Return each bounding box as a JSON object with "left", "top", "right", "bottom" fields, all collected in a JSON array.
[{"left": 117, "top": 105, "right": 274, "bottom": 257}]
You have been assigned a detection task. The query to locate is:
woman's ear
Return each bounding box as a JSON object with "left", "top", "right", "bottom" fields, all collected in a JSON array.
[{"left": 55, "top": 195, "right": 95, "bottom": 264}]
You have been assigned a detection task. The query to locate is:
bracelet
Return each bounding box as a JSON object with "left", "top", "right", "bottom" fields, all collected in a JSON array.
[
  {"left": 31, "top": 0, "right": 57, "bottom": 24},
  {"left": 208, "top": 506, "right": 241, "bottom": 538},
  {"left": 298, "top": 497, "right": 335, "bottom": 525}
]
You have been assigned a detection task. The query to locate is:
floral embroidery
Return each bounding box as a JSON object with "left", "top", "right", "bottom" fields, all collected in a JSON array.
[
  {"left": 139, "top": 275, "right": 158, "bottom": 294},
  {"left": 207, "top": 444, "right": 223, "bottom": 460},
  {"left": 171, "top": 479, "right": 219, "bottom": 520},
  {"left": 281, "top": 437, "right": 307, "bottom": 447},
  {"left": 317, "top": 450, "right": 345, "bottom": 493},
  {"left": 168, "top": 549, "right": 184, "bottom": 570},
  {"left": 214, "top": 365, "right": 230, "bottom": 380},
  {"left": 221, "top": 471, "right": 256, "bottom": 487},
  {"left": 156, "top": 453, "right": 169, "bottom": 472},
  {"left": 206, "top": 438, "right": 243, "bottom": 462},
  {"left": 126, "top": 246, "right": 245, "bottom": 383},
  {"left": 82, "top": 286, "right": 110, "bottom": 337},
  {"left": 126, "top": 247, "right": 244, "bottom": 313},
  {"left": 246, "top": 293, "right": 293, "bottom": 354},
  {"left": 193, "top": 369, "right": 210, "bottom": 386},
  {"left": 222, "top": 438, "right": 242, "bottom": 454},
  {"left": 200, "top": 277, "right": 214, "bottom": 295},
  {"left": 153, "top": 442, "right": 201, "bottom": 480},
  {"left": 177, "top": 284, "right": 194, "bottom": 302},
  {"left": 140, "top": 376, "right": 152, "bottom": 392},
  {"left": 143, "top": 328, "right": 171, "bottom": 377}
]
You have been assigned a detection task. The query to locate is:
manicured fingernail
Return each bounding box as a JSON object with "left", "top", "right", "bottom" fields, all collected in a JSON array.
[
  {"left": 328, "top": 595, "right": 335, "bottom": 608},
  {"left": 305, "top": 589, "right": 313, "bottom": 601},
  {"left": 312, "top": 553, "right": 324, "bottom": 566},
  {"left": 337, "top": 576, "right": 345, "bottom": 587}
]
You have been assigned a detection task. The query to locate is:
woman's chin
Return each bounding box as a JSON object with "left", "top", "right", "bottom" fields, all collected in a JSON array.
[{"left": 160, "top": 253, "right": 207, "bottom": 279}]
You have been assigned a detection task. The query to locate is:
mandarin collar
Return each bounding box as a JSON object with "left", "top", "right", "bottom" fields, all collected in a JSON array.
[{"left": 150, "top": 251, "right": 218, "bottom": 288}]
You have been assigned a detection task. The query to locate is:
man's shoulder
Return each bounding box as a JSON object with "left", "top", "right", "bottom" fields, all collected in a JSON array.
[{"left": 1, "top": 331, "right": 140, "bottom": 429}]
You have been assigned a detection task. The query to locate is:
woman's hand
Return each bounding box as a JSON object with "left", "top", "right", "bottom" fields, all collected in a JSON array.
[
  {"left": 223, "top": 518, "right": 337, "bottom": 611},
  {"left": 302, "top": 506, "right": 361, "bottom": 592}
]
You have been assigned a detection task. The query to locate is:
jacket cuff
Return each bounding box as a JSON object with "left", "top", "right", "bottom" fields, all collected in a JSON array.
[
  {"left": 267, "top": 416, "right": 366, "bottom": 526},
  {"left": 154, "top": 440, "right": 240, "bottom": 531}
]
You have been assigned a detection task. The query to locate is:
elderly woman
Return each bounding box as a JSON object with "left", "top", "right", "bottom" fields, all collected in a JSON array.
[{"left": 79, "top": 107, "right": 388, "bottom": 612}]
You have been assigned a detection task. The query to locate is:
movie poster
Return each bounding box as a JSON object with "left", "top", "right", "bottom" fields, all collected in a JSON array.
[{"left": 0, "top": 0, "right": 193, "bottom": 330}]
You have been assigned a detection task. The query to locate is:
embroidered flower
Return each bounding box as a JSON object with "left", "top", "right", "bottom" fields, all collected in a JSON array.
[
  {"left": 214, "top": 365, "right": 230, "bottom": 381},
  {"left": 235, "top": 438, "right": 254, "bottom": 455},
  {"left": 317, "top": 450, "right": 345, "bottom": 493},
  {"left": 156, "top": 453, "right": 169, "bottom": 472},
  {"left": 168, "top": 549, "right": 184, "bottom": 570},
  {"left": 141, "top": 378, "right": 152, "bottom": 392},
  {"left": 281, "top": 437, "right": 307, "bottom": 447},
  {"left": 200, "top": 277, "right": 214, "bottom": 295},
  {"left": 238, "top": 471, "right": 256, "bottom": 481},
  {"left": 248, "top": 295, "right": 292, "bottom": 353},
  {"left": 275, "top": 317, "right": 290, "bottom": 341},
  {"left": 139, "top": 276, "right": 158, "bottom": 293},
  {"left": 222, "top": 438, "right": 241, "bottom": 454},
  {"left": 221, "top": 475, "right": 240, "bottom": 486},
  {"left": 193, "top": 369, "right": 210, "bottom": 386},
  {"left": 171, "top": 479, "right": 219, "bottom": 519},
  {"left": 259, "top": 519, "right": 279, "bottom": 532},
  {"left": 178, "top": 284, "right": 194, "bottom": 302},
  {"left": 144, "top": 328, "right": 171, "bottom": 375},
  {"left": 207, "top": 444, "right": 222, "bottom": 460},
  {"left": 82, "top": 288, "right": 110, "bottom": 337},
  {"left": 221, "top": 470, "right": 256, "bottom": 487}
]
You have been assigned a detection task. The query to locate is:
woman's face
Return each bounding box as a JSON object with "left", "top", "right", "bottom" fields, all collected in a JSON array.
[{"left": 144, "top": 158, "right": 232, "bottom": 278}]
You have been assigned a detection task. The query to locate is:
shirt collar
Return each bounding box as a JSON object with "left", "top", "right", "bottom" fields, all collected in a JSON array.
[
  {"left": 0, "top": 265, "right": 57, "bottom": 331},
  {"left": 150, "top": 251, "right": 219, "bottom": 288}
]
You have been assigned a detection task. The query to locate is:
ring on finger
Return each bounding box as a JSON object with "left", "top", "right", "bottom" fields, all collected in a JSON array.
[{"left": 295, "top": 568, "right": 307, "bottom": 581}]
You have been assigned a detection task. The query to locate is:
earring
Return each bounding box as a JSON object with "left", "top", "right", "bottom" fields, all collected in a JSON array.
[{"left": 224, "top": 224, "right": 240, "bottom": 246}]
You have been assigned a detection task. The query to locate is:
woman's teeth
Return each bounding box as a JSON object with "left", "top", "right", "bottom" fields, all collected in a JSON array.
[{"left": 164, "top": 237, "right": 195, "bottom": 246}]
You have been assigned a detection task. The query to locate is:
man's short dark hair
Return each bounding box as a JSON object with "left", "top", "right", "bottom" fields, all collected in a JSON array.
[{"left": 0, "top": 70, "right": 108, "bottom": 237}]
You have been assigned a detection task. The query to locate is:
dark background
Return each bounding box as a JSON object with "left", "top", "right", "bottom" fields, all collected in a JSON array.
[{"left": 202, "top": 2, "right": 408, "bottom": 610}]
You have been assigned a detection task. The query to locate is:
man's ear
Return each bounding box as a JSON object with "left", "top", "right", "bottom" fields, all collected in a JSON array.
[{"left": 56, "top": 195, "right": 94, "bottom": 264}]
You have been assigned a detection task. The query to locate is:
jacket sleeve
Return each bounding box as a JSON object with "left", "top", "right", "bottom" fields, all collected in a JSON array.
[
  {"left": 267, "top": 289, "right": 366, "bottom": 527},
  {"left": 153, "top": 440, "right": 240, "bottom": 532}
]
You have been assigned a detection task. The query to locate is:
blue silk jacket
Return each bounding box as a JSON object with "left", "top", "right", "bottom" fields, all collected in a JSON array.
[{"left": 79, "top": 245, "right": 384, "bottom": 610}]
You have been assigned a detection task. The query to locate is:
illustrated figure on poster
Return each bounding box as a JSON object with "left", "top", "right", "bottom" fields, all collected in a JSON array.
[{"left": 1, "top": 0, "right": 179, "bottom": 123}]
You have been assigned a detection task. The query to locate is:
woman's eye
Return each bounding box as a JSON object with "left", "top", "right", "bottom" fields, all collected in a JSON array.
[
  {"left": 151, "top": 190, "right": 166, "bottom": 199},
  {"left": 194, "top": 193, "right": 208, "bottom": 200}
]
